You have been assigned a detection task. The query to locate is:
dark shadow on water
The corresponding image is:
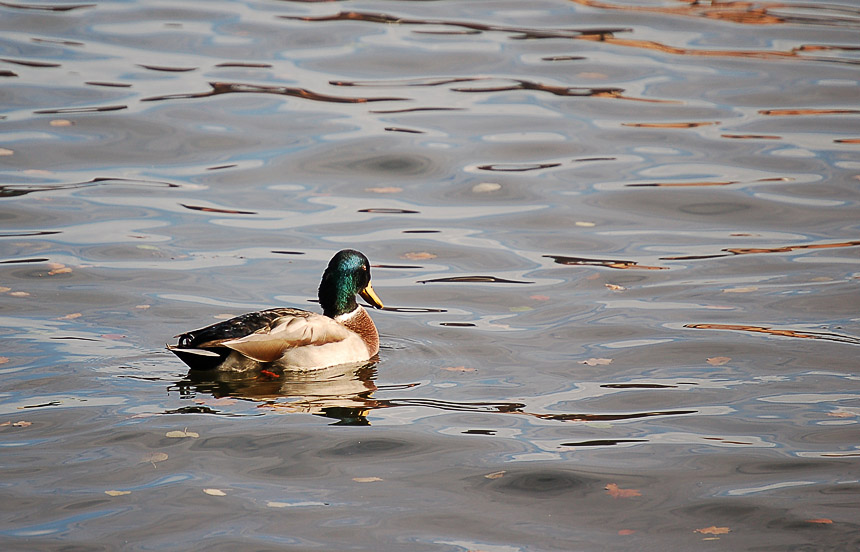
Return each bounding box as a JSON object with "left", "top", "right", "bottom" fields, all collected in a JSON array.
[{"left": 169, "top": 362, "right": 696, "bottom": 428}]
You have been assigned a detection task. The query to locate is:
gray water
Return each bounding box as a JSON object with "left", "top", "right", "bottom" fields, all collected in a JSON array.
[{"left": 2, "top": 0, "right": 859, "bottom": 550}]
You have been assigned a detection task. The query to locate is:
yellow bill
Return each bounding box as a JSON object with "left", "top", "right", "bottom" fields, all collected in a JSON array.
[{"left": 359, "top": 283, "right": 384, "bottom": 309}]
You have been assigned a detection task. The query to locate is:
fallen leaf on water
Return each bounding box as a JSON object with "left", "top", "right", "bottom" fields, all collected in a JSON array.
[
  {"left": 352, "top": 477, "right": 383, "bottom": 483},
  {"left": 806, "top": 518, "right": 833, "bottom": 524},
  {"left": 135, "top": 304, "right": 151, "bottom": 309},
  {"left": 49, "top": 266, "right": 72, "bottom": 275},
  {"left": 484, "top": 470, "right": 506, "bottom": 479},
  {"left": 165, "top": 429, "right": 199, "bottom": 438},
  {"left": 203, "top": 488, "right": 226, "bottom": 496},
  {"left": 441, "top": 366, "right": 476, "bottom": 372},
  {"left": 9, "top": 291, "right": 30, "bottom": 297},
  {"left": 58, "top": 313, "right": 82, "bottom": 320},
  {"left": 0, "top": 287, "right": 10, "bottom": 293},
  {"left": 707, "top": 356, "right": 731, "bottom": 366},
  {"left": 723, "top": 286, "right": 758, "bottom": 293},
  {"left": 194, "top": 398, "right": 237, "bottom": 406},
  {"left": 50, "top": 119, "right": 73, "bottom": 127},
  {"left": 617, "top": 529, "right": 636, "bottom": 536},
  {"left": 267, "top": 501, "right": 291, "bottom": 508},
  {"left": 827, "top": 411, "right": 856, "bottom": 418},
  {"left": 530, "top": 295, "right": 550, "bottom": 301},
  {"left": 0, "top": 356, "right": 9, "bottom": 364},
  {"left": 579, "top": 358, "right": 613, "bottom": 366},
  {"left": 472, "top": 182, "right": 501, "bottom": 193},
  {"left": 605, "top": 283, "right": 625, "bottom": 291},
  {"left": 142, "top": 452, "right": 169, "bottom": 467},
  {"left": 105, "top": 490, "right": 131, "bottom": 496},
  {"left": 695, "top": 526, "right": 730, "bottom": 535},
  {"left": 575, "top": 221, "right": 596, "bottom": 227},
  {"left": 509, "top": 306, "right": 532, "bottom": 312},
  {"left": 402, "top": 251, "right": 436, "bottom": 260},
  {"left": 365, "top": 186, "right": 402, "bottom": 193},
  {"left": 12, "top": 421, "right": 32, "bottom": 427},
  {"left": 0, "top": 148, "right": 13, "bottom": 156},
  {"left": 100, "top": 334, "right": 126, "bottom": 340},
  {"left": 605, "top": 483, "right": 641, "bottom": 498}
]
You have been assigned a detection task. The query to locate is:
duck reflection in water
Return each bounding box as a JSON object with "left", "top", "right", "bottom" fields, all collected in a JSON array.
[
  {"left": 171, "top": 361, "right": 697, "bottom": 427},
  {"left": 173, "top": 361, "right": 383, "bottom": 425}
]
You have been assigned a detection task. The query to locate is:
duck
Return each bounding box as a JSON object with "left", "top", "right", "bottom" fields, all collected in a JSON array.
[{"left": 168, "top": 249, "right": 384, "bottom": 371}]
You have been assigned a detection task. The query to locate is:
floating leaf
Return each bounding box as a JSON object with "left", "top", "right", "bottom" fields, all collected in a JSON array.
[
  {"left": 484, "top": 470, "right": 506, "bottom": 479},
  {"left": 143, "top": 452, "right": 169, "bottom": 467},
  {"left": 9, "top": 291, "right": 30, "bottom": 297},
  {"left": 58, "top": 313, "right": 82, "bottom": 320},
  {"left": 605, "top": 483, "right": 641, "bottom": 498},
  {"left": 365, "top": 186, "right": 402, "bottom": 193},
  {"left": 0, "top": 287, "right": 10, "bottom": 293},
  {"left": 706, "top": 356, "right": 731, "bottom": 366},
  {"left": 695, "top": 526, "right": 730, "bottom": 535},
  {"left": 12, "top": 421, "right": 32, "bottom": 427},
  {"left": 575, "top": 221, "right": 596, "bottom": 227},
  {"left": 0, "top": 148, "right": 13, "bottom": 156},
  {"left": 828, "top": 411, "right": 855, "bottom": 418},
  {"left": 203, "top": 488, "right": 226, "bottom": 496},
  {"left": 579, "top": 358, "right": 612, "bottom": 366},
  {"left": 50, "top": 119, "right": 73, "bottom": 127},
  {"left": 509, "top": 306, "right": 532, "bottom": 312},
  {"left": 530, "top": 294, "right": 550, "bottom": 301},
  {"left": 402, "top": 251, "right": 436, "bottom": 260},
  {"left": 165, "top": 429, "right": 199, "bottom": 438},
  {"left": 0, "top": 356, "right": 9, "bottom": 364},
  {"left": 105, "top": 490, "right": 131, "bottom": 496},
  {"left": 617, "top": 529, "right": 636, "bottom": 536},
  {"left": 135, "top": 304, "right": 151, "bottom": 309},
  {"left": 806, "top": 518, "right": 833, "bottom": 524},
  {"left": 605, "top": 283, "right": 625, "bottom": 291},
  {"left": 267, "top": 501, "right": 291, "bottom": 508},
  {"left": 723, "top": 286, "right": 758, "bottom": 293},
  {"left": 472, "top": 182, "right": 501, "bottom": 193},
  {"left": 352, "top": 477, "right": 383, "bottom": 483},
  {"left": 441, "top": 366, "right": 476, "bottom": 372}
]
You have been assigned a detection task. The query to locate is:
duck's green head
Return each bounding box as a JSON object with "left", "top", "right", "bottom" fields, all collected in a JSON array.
[{"left": 318, "top": 249, "right": 384, "bottom": 318}]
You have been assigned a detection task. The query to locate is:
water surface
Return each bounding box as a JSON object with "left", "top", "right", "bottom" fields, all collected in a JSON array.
[{"left": 1, "top": 0, "right": 859, "bottom": 550}]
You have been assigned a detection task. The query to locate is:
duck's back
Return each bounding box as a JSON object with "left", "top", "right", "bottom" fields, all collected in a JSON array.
[{"left": 176, "top": 308, "right": 310, "bottom": 348}]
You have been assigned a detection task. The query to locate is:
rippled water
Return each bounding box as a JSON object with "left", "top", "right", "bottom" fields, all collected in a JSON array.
[{"left": 2, "top": 0, "right": 859, "bottom": 550}]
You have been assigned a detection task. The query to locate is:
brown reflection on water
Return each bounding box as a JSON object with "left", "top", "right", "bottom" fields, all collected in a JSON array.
[
  {"left": 335, "top": 75, "right": 665, "bottom": 103},
  {"left": 685, "top": 324, "right": 860, "bottom": 345},
  {"left": 137, "top": 64, "right": 197, "bottom": 73},
  {"left": 575, "top": 33, "right": 859, "bottom": 64},
  {"left": 545, "top": 255, "right": 668, "bottom": 271},
  {"left": 0, "top": 1, "right": 94, "bottom": 11},
  {"left": 627, "top": 176, "right": 789, "bottom": 187},
  {"left": 417, "top": 276, "right": 534, "bottom": 284},
  {"left": 142, "top": 82, "right": 407, "bottom": 104},
  {"left": 281, "top": 11, "right": 626, "bottom": 39},
  {"left": 760, "top": 108, "right": 860, "bottom": 116},
  {"left": 662, "top": 240, "right": 860, "bottom": 261},
  {"left": 0, "top": 177, "right": 177, "bottom": 198},
  {"left": 721, "top": 133, "right": 782, "bottom": 140},
  {"left": 0, "top": 57, "right": 62, "bottom": 68},
  {"left": 569, "top": 0, "right": 860, "bottom": 27},
  {"left": 622, "top": 121, "right": 719, "bottom": 128},
  {"left": 180, "top": 204, "right": 257, "bottom": 215}
]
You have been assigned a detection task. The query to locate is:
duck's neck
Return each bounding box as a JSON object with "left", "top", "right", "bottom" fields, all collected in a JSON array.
[
  {"left": 335, "top": 306, "right": 379, "bottom": 356},
  {"left": 319, "top": 284, "right": 357, "bottom": 318}
]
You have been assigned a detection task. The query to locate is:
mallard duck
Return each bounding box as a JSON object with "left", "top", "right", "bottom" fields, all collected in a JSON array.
[{"left": 168, "top": 249, "right": 384, "bottom": 371}]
